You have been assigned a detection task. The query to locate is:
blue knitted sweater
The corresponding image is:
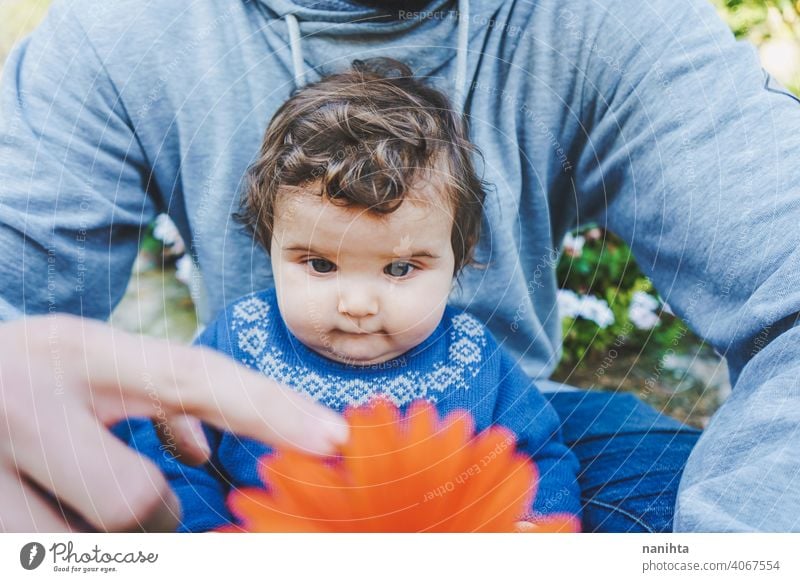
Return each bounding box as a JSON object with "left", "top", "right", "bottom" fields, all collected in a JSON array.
[{"left": 114, "top": 288, "right": 581, "bottom": 531}]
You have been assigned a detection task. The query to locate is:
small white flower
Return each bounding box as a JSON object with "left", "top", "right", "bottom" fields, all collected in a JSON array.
[
  {"left": 631, "top": 291, "right": 659, "bottom": 312},
  {"left": 557, "top": 289, "right": 615, "bottom": 329},
  {"left": 629, "top": 291, "right": 660, "bottom": 330},
  {"left": 557, "top": 289, "right": 582, "bottom": 319},
  {"left": 152, "top": 214, "right": 185, "bottom": 253},
  {"left": 629, "top": 304, "right": 660, "bottom": 330},
  {"left": 174, "top": 255, "right": 194, "bottom": 286},
  {"left": 563, "top": 232, "right": 586, "bottom": 257},
  {"left": 580, "top": 297, "right": 615, "bottom": 329}
]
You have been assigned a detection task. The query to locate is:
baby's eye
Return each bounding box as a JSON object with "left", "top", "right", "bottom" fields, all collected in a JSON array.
[
  {"left": 384, "top": 261, "right": 415, "bottom": 278},
  {"left": 308, "top": 258, "right": 336, "bottom": 273}
]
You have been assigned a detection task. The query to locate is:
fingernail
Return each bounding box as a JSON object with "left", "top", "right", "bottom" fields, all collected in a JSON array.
[
  {"left": 312, "top": 405, "right": 350, "bottom": 445},
  {"left": 323, "top": 414, "right": 350, "bottom": 445},
  {"left": 298, "top": 408, "right": 349, "bottom": 455}
]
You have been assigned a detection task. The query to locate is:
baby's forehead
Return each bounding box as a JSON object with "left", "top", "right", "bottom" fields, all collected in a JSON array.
[
  {"left": 274, "top": 188, "right": 454, "bottom": 254},
  {"left": 281, "top": 193, "right": 452, "bottom": 229}
]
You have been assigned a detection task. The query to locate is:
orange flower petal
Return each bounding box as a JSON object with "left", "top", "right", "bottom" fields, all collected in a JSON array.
[
  {"left": 220, "top": 398, "right": 576, "bottom": 533},
  {"left": 260, "top": 453, "right": 345, "bottom": 521}
]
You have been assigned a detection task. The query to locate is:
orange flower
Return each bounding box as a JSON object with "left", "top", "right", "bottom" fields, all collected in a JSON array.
[{"left": 224, "top": 399, "right": 579, "bottom": 532}]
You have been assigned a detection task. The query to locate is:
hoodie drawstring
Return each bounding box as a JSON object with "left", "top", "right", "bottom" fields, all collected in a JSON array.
[
  {"left": 285, "top": 12, "right": 307, "bottom": 88},
  {"left": 453, "top": 0, "right": 469, "bottom": 114},
  {"left": 284, "top": 0, "right": 469, "bottom": 114}
]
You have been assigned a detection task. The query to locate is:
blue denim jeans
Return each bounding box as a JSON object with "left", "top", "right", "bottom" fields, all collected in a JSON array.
[{"left": 540, "top": 381, "right": 701, "bottom": 532}]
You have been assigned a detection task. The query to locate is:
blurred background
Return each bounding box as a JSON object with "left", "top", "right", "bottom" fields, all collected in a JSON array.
[{"left": 2, "top": 0, "right": 799, "bottom": 428}]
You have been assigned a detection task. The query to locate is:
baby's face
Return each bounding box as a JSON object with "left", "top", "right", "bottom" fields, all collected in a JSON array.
[{"left": 270, "top": 186, "right": 456, "bottom": 366}]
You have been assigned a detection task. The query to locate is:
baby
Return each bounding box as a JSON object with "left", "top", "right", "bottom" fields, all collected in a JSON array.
[{"left": 116, "top": 58, "right": 581, "bottom": 532}]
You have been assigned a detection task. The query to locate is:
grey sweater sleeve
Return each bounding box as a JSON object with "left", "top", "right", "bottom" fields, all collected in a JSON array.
[
  {"left": 575, "top": 0, "right": 800, "bottom": 531},
  {"left": 0, "top": 1, "right": 157, "bottom": 322}
]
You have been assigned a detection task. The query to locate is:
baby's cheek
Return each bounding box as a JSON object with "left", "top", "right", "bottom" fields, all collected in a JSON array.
[
  {"left": 276, "top": 282, "right": 313, "bottom": 330},
  {"left": 289, "top": 293, "right": 323, "bottom": 329},
  {"left": 393, "top": 292, "right": 444, "bottom": 338}
]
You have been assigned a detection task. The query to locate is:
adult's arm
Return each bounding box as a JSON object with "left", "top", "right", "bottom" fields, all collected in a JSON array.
[
  {"left": 0, "top": 315, "right": 348, "bottom": 532},
  {"left": 574, "top": 0, "right": 800, "bottom": 530},
  {"left": 0, "top": 0, "right": 153, "bottom": 321}
]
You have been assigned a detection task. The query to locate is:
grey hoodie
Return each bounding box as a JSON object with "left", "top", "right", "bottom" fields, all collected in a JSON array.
[{"left": 1, "top": 0, "right": 800, "bottom": 531}]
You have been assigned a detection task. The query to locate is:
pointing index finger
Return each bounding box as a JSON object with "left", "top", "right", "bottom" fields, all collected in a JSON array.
[{"left": 67, "top": 316, "right": 349, "bottom": 455}]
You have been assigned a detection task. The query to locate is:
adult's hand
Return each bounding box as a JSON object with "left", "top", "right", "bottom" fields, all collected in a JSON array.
[{"left": 0, "top": 314, "right": 349, "bottom": 532}]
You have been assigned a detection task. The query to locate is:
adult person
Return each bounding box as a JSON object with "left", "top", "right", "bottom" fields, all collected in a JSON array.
[{"left": 0, "top": 0, "right": 798, "bottom": 532}]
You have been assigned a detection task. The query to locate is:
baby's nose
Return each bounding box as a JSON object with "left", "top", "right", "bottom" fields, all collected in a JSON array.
[{"left": 337, "top": 287, "right": 379, "bottom": 318}]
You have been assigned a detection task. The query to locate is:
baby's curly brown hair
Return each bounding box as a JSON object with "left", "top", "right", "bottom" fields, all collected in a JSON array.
[{"left": 235, "top": 57, "right": 487, "bottom": 275}]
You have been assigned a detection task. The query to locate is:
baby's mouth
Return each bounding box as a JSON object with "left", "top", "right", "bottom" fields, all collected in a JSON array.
[{"left": 337, "top": 324, "right": 383, "bottom": 335}]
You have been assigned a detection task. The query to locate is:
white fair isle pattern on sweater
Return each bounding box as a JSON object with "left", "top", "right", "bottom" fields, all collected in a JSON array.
[{"left": 230, "top": 295, "right": 487, "bottom": 409}]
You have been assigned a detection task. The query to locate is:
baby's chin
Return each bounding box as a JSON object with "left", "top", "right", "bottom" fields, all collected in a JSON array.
[{"left": 314, "top": 337, "right": 407, "bottom": 367}]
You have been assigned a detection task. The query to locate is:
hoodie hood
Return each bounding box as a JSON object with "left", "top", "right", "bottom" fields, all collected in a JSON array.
[
  {"left": 256, "top": 0, "right": 472, "bottom": 114},
  {"left": 259, "top": 0, "right": 448, "bottom": 25}
]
